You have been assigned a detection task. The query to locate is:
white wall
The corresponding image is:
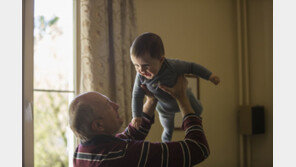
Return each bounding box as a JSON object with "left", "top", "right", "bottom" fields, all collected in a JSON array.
[{"left": 0, "top": 0, "right": 23, "bottom": 166}]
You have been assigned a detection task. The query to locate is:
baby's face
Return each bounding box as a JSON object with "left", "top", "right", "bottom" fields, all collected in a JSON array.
[{"left": 131, "top": 53, "right": 164, "bottom": 80}]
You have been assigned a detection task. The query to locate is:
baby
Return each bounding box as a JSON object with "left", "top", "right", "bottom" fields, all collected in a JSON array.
[{"left": 130, "top": 32, "right": 220, "bottom": 142}]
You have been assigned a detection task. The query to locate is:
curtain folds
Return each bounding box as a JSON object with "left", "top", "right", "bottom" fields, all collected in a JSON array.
[{"left": 80, "top": 0, "right": 136, "bottom": 127}]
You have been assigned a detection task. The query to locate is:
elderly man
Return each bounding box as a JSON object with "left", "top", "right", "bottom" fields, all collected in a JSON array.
[{"left": 69, "top": 75, "right": 209, "bottom": 167}]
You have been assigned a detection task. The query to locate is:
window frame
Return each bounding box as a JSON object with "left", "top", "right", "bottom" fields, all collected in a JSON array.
[
  {"left": 23, "top": 0, "right": 80, "bottom": 166},
  {"left": 23, "top": 0, "right": 34, "bottom": 165}
]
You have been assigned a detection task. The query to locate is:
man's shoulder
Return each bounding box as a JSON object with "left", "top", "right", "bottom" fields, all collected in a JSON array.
[
  {"left": 74, "top": 139, "right": 129, "bottom": 164},
  {"left": 77, "top": 137, "right": 128, "bottom": 153}
]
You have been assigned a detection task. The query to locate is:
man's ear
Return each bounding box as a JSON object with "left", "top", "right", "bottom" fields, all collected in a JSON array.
[{"left": 91, "top": 119, "right": 104, "bottom": 133}]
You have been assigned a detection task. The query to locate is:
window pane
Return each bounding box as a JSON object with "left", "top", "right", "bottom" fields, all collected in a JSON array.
[
  {"left": 34, "top": 0, "right": 74, "bottom": 90},
  {"left": 34, "top": 91, "right": 72, "bottom": 167},
  {"left": 33, "top": 0, "right": 74, "bottom": 166}
]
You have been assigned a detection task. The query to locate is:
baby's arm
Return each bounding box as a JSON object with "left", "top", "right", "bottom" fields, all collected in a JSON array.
[
  {"left": 171, "top": 59, "right": 220, "bottom": 85},
  {"left": 132, "top": 74, "right": 145, "bottom": 128},
  {"left": 132, "top": 83, "right": 157, "bottom": 129}
]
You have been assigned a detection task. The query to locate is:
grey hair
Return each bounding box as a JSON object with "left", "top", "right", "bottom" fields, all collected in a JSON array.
[{"left": 69, "top": 101, "right": 98, "bottom": 142}]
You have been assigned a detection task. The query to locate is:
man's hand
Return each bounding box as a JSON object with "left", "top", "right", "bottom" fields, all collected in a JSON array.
[
  {"left": 132, "top": 117, "right": 142, "bottom": 129},
  {"left": 209, "top": 74, "right": 220, "bottom": 85},
  {"left": 158, "top": 75, "right": 188, "bottom": 100},
  {"left": 159, "top": 75, "right": 195, "bottom": 117}
]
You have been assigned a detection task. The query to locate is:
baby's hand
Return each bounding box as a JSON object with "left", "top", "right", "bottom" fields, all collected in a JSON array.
[
  {"left": 209, "top": 74, "right": 220, "bottom": 85},
  {"left": 132, "top": 117, "right": 142, "bottom": 129}
]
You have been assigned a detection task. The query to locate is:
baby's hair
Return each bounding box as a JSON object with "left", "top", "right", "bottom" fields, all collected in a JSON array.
[{"left": 130, "top": 32, "right": 165, "bottom": 59}]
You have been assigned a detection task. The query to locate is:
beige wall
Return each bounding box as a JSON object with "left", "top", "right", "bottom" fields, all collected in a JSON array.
[
  {"left": 135, "top": 0, "right": 239, "bottom": 166},
  {"left": 248, "top": 0, "right": 273, "bottom": 167},
  {"left": 135, "top": 0, "right": 272, "bottom": 167}
]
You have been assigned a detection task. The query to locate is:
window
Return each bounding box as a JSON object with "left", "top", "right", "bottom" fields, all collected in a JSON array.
[{"left": 33, "top": 0, "right": 76, "bottom": 166}]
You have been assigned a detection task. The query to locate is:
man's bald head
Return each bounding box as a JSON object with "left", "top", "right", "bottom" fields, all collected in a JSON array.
[
  {"left": 69, "top": 92, "right": 105, "bottom": 142},
  {"left": 69, "top": 91, "right": 123, "bottom": 142}
]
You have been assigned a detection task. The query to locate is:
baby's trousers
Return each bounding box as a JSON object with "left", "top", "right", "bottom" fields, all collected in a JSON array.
[{"left": 157, "top": 90, "right": 203, "bottom": 142}]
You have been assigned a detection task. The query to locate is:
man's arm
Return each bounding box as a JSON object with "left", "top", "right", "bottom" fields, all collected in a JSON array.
[
  {"left": 125, "top": 75, "right": 210, "bottom": 167},
  {"left": 140, "top": 84, "right": 158, "bottom": 118},
  {"left": 124, "top": 113, "right": 209, "bottom": 167},
  {"left": 116, "top": 96, "right": 157, "bottom": 140}
]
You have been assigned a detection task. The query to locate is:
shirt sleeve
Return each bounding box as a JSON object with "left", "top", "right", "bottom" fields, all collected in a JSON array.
[
  {"left": 115, "top": 113, "right": 154, "bottom": 140},
  {"left": 132, "top": 73, "right": 145, "bottom": 118},
  {"left": 170, "top": 59, "right": 212, "bottom": 80},
  {"left": 123, "top": 113, "right": 210, "bottom": 167}
]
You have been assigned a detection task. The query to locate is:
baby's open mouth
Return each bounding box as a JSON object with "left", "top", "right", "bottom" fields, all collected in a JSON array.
[{"left": 141, "top": 72, "right": 151, "bottom": 77}]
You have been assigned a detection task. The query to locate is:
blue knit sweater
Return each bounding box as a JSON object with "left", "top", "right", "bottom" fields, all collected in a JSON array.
[{"left": 132, "top": 58, "right": 212, "bottom": 118}]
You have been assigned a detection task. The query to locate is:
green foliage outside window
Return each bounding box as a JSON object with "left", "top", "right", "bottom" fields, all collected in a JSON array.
[{"left": 34, "top": 92, "right": 69, "bottom": 167}]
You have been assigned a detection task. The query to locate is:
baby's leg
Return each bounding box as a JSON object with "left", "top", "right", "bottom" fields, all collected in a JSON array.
[
  {"left": 157, "top": 105, "right": 175, "bottom": 142},
  {"left": 187, "top": 89, "right": 203, "bottom": 116}
]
